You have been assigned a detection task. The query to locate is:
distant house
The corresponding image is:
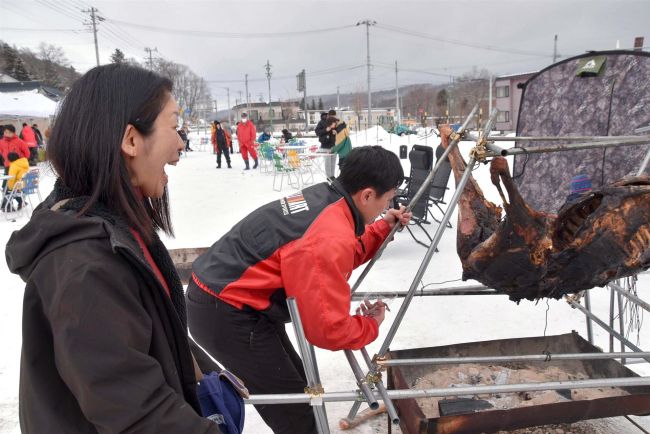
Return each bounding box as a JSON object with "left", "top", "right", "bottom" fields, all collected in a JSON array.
[{"left": 493, "top": 71, "right": 536, "bottom": 131}]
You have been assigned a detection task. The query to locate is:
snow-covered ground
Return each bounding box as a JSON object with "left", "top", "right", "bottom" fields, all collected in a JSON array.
[{"left": 1, "top": 127, "right": 649, "bottom": 433}]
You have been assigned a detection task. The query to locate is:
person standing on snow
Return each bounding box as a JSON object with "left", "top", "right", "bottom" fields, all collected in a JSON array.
[
  {"left": 236, "top": 112, "right": 258, "bottom": 170},
  {"left": 186, "top": 146, "right": 412, "bottom": 434},
  {"left": 213, "top": 120, "right": 232, "bottom": 169}
]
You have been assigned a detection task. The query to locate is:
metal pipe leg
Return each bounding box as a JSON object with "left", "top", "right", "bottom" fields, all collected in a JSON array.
[
  {"left": 360, "top": 348, "right": 399, "bottom": 425},
  {"left": 344, "top": 350, "right": 379, "bottom": 410},
  {"left": 287, "top": 298, "right": 330, "bottom": 434}
]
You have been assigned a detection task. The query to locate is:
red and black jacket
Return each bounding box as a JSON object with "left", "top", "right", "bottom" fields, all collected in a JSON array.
[{"left": 191, "top": 179, "right": 391, "bottom": 350}]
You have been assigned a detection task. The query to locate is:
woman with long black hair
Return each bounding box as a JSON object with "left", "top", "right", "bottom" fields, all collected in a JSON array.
[{"left": 6, "top": 64, "right": 220, "bottom": 433}]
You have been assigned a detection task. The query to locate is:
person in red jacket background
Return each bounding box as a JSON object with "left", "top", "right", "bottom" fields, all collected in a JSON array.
[
  {"left": 186, "top": 146, "right": 412, "bottom": 434},
  {"left": 235, "top": 112, "right": 258, "bottom": 170},
  {"left": 0, "top": 125, "right": 30, "bottom": 173},
  {"left": 20, "top": 123, "right": 38, "bottom": 165}
]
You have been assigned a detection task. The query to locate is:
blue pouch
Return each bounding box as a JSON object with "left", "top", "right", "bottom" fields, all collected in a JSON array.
[{"left": 198, "top": 370, "right": 248, "bottom": 434}]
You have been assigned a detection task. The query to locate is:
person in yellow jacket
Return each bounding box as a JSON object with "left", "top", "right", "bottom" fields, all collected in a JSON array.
[
  {"left": 3, "top": 152, "right": 29, "bottom": 211},
  {"left": 330, "top": 117, "right": 352, "bottom": 169}
]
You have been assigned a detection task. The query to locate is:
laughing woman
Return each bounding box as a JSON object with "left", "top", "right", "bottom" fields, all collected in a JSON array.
[{"left": 6, "top": 65, "right": 220, "bottom": 433}]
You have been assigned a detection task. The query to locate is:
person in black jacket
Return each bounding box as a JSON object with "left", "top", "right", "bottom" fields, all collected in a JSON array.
[
  {"left": 5, "top": 64, "right": 220, "bottom": 434},
  {"left": 314, "top": 109, "right": 338, "bottom": 177},
  {"left": 214, "top": 120, "right": 231, "bottom": 168}
]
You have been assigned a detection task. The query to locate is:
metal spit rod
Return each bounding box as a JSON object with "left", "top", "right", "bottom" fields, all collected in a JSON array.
[
  {"left": 486, "top": 137, "right": 650, "bottom": 157},
  {"left": 245, "top": 376, "right": 650, "bottom": 405},
  {"left": 378, "top": 351, "right": 650, "bottom": 367}
]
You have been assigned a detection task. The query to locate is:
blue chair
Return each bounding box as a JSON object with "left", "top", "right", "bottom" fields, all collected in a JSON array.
[{"left": 21, "top": 169, "right": 42, "bottom": 214}]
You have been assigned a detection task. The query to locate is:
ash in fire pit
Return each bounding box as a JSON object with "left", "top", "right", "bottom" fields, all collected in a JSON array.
[{"left": 412, "top": 363, "right": 630, "bottom": 418}]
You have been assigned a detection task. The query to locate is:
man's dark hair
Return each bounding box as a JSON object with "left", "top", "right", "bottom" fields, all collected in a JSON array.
[
  {"left": 338, "top": 146, "right": 404, "bottom": 196},
  {"left": 7, "top": 152, "right": 19, "bottom": 162},
  {"left": 327, "top": 109, "right": 336, "bottom": 116},
  {"left": 320, "top": 112, "right": 328, "bottom": 120},
  {"left": 22, "top": 123, "right": 28, "bottom": 127},
  {"left": 5, "top": 124, "right": 16, "bottom": 133},
  {"left": 48, "top": 63, "right": 174, "bottom": 243},
  {"left": 214, "top": 120, "right": 220, "bottom": 126}
]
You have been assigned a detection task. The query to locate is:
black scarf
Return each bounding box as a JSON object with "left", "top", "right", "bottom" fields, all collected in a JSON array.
[{"left": 49, "top": 179, "right": 188, "bottom": 329}]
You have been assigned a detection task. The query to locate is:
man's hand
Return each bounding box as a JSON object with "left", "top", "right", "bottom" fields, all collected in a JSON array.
[
  {"left": 383, "top": 205, "right": 412, "bottom": 229},
  {"left": 355, "top": 299, "right": 388, "bottom": 327}
]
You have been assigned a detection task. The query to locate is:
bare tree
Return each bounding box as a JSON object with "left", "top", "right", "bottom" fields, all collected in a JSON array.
[{"left": 154, "top": 59, "right": 211, "bottom": 123}]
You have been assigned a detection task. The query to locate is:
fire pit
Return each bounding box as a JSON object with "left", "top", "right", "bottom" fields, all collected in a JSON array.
[{"left": 387, "top": 332, "right": 650, "bottom": 433}]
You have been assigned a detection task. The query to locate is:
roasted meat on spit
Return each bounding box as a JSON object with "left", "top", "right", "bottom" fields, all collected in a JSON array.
[{"left": 441, "top": 131, "right": 650, "bottom": 301}]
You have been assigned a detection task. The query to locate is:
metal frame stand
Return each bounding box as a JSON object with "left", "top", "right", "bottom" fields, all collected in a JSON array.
[{"left": 238, "top": 117, "right": 650, "bottom": 433}]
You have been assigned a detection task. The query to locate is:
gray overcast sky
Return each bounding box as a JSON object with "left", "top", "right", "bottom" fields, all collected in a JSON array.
[{"left": 2, "top": 0, "right": 649, "bottom": 104}]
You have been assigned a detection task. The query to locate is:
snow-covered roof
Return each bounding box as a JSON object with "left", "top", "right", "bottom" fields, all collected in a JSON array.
[{"left": 0, "top": 90, "right": 58, "bottom": 118}]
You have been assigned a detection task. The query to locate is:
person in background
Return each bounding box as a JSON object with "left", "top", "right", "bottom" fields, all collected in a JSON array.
[
  {"left": 19, "top": 123, "right": 38, "bottom": 165},
  {"left": 315, "top": 110, "right": 337, "bottom": 177},
  {"left": 186, "top": 146, "right": 411, "bottom": 434},
  {"left": 213, "top": 120, "right": 232, "bottom": 169},
  {"left": 258, "top": 129, "right": 272, "bottom": 143},
  {"left": 281, "top": 129, "right": 293, "bottom": 143},
  {"left": 2, "top": 151, "right": 29, "bottom": 211},
  {"left": 32, "top": 124, "right": 44, "bottom": 147},
  {"left": 236, "top": 113, "right": 258, "bottom": 170},
  {"left": 0, "top": 125, "right": 30, "bottom": 174},
  {"left": 5, "top": 64, "right": 220, "bottom": 434},
  {"left": 329, "top": 117, "right": 352, "bottom": 172}
]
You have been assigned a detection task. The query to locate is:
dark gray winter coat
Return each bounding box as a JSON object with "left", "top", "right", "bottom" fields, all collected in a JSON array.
[{"left": 6, "top": 184, "right": 220, "bottom": 434}]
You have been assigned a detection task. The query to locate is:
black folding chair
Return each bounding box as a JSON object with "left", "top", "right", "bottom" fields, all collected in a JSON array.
[
  {"left": 428, "top": 144, "right": 453, "bottom": 228},
  {"left": 394, "top": 144, "right": 435, "bottom": 248}
]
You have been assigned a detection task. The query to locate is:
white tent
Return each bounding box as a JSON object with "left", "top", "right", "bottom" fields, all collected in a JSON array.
[{"left": 0, "top": 90, "right": 58, "bottom": 118}]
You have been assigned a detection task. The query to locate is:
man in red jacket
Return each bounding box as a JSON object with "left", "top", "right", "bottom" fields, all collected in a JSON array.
[
  {"left": 235, "top": 113, "right": 258, "bottom": 170},
  {"left": 187, "top": 146, "right": 412, "bottom": 434},
  {"left": 0, "top": 125, "right": 30, "bottom": 172}
]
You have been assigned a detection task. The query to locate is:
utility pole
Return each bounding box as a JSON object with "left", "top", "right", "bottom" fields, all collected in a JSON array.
[
  {"left": 224, "top": 87, "right": 232, "bottom": 126},
  {"left": 265, "top": 59, "right": 272, "bottom": 122},
  {"left": 357, "top": 19, "right": 376, "bottom": 129},
  {"left": 553, "top": 34, "right": 558, "bottom": 63},
  {"left": 83, "top": 7, "right": 102, "bottom": 66},
  {"left": 297, "top": 69, "right": 307, "bottom": 132},
  {"left": 336, "top": 86, "right": 340, "bottom": 109},
  {"left": 144, "top": 47, "right": 158, "bottom": 70},
  {"left": 394, "top": 60, "right": 401, "bottom": 124},
  {"left": 488, "top": 75, "right": 493, "bottom": 113},
  {"left": 245, "top": 74, "right": 250, "bottom": 114}
]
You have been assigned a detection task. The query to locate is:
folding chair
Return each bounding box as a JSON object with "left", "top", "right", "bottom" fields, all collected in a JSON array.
[
  {"left": 287, "top": 149, "right": 314, "bottom": 187},
  {"left": 394, "top": 144, "right": 435, "bottom": 247},
  {"left": 272, "top": 152, "right": 300, "bottom": 191},
  {"left": 2, "top": 180, "right": 26, "bottom": 220},
  {"left": 21, "top": 169, "right": 42, "bottom": 214},
  {"left": 428, "top": 144, "right": 453, "bottom": 228}
]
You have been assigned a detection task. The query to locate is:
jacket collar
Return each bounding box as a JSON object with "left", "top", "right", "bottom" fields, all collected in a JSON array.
[{"left": 329, "top": 178, "right": 365, "bottom": 237}]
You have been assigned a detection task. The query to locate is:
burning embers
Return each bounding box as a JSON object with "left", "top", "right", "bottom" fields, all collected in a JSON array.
[{"left": 444, "top": 139, "right": 650, "bottom": 301}]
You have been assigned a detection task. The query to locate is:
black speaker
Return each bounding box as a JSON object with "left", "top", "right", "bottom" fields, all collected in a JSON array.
[{"left": 399, "top": 145, "right": 408, "bottom": 159}]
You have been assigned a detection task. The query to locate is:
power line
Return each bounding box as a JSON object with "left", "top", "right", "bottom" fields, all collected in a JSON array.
[
  {"left": 375, "top": 23, "right": 555, "bottom": 59},
  {"left": 104, "top": 18, "right": 357, "bottom": 38}
]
